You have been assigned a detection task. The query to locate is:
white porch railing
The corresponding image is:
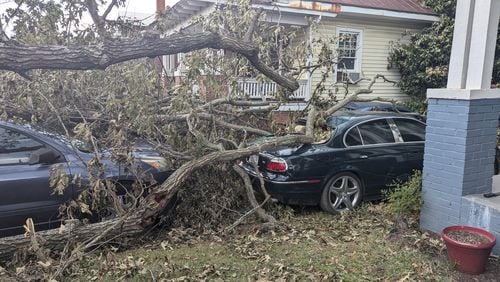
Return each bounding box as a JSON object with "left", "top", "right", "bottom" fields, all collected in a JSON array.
[{"left": 231, "top": 78, "right": 309, "bottom": 100}]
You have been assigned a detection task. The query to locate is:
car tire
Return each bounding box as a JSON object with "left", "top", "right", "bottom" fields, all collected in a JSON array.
[{"left": 320, "top": 172, "right": 363, "bottom": 214}]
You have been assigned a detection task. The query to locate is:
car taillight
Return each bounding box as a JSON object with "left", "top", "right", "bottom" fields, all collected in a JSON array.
[{"left": 265, "top": 158, "right": 288, "bottom": 173}]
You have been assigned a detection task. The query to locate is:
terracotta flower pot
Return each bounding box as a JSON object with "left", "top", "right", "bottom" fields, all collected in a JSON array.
[{"left": 441, "top": 225, "right": 497, "bottom": 275}]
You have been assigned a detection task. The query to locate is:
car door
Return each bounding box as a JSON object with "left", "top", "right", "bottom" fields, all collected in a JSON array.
[
  {"left": 391, "top": 118, "right": 426, "bottom": 178},
  {"left": 0, "top": 126, "right": 73, "bottom": 236},
  {"left": 342, "top": 118, "right": 401, "bottom": 198}
]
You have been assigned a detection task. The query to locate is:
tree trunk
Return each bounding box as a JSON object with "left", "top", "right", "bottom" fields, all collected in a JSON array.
[{"left": 0, "top": 31, "right": 299, "bottom": 91}]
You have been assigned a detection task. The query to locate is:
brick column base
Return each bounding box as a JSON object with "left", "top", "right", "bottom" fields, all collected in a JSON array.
[{"left": 420, "top": 96, "right": 500, "bottom": 239}]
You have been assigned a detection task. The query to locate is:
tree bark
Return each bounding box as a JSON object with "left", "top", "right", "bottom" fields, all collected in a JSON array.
[
  {"left": 0, "top": 31, "right": 299, "bottom": 91},
  {"left": 0, "top": 215, "right": 143, "bottom": 261}
]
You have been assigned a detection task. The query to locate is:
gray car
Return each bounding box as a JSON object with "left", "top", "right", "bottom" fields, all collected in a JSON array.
[{"left": 0, "top": 120, "right": 172, "bottom": 236}]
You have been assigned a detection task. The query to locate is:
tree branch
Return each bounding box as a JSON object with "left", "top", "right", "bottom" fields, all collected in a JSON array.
[
  {"left": 0, "top": 18, "right": 9, "bottom": 42},
  {"left": 85, "top": 0, "right": 106, "bottom": 36},
  {"left": 161, "top": 112, "right": 273, "bottom": 136},
  {"left": 140, "top": 134, "right": 313, "bottom": 224},
  {"left": 243, "top": 8, "right": 264, "bottom": 42},
  {"left": 102, "top": 0, "right": 118, "bottom": 20},
  {"left": 199, "top": 97, "right": 271, "bottom": 110},
  {"left": 323, "top": 74, "right": 397, "bottom": 116},
  {"left": 0, "top": 31, "right": 299, "bottom": 91},
  {"left": 233, "top": 164, "right": 275, "bottom": 223}
]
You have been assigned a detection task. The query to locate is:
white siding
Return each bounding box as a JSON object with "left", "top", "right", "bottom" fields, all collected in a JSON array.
[{"left": 311, "top": 18, "right": 428, "bottom": 100}]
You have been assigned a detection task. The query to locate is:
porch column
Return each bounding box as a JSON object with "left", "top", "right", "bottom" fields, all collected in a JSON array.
[{"left": 420, "top": 0, "right": 500, "bottom": 254}]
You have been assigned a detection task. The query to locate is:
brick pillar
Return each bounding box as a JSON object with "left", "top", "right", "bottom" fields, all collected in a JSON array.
[{"left": 420, "top": 91, "right": 500, "bottom": 234}]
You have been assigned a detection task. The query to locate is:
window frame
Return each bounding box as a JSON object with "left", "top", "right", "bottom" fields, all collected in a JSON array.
[
  {"left": 335, "top": 27, "right": 363, "bottom": 82},
  {"left": 344, "top": 126, "right": 363, "bottom": 147},
  {"left": 343, "top": 117, "right": 401, "bottom": 148}
]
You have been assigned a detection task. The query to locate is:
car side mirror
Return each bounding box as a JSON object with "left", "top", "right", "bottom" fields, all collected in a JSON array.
[{"left": 29, "top": 147, "right": 60, "bottom": 165}]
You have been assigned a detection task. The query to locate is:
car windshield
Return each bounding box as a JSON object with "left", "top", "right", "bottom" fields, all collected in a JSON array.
[{"left": 28, "top": 125, "right": 92, "bottom": 153}]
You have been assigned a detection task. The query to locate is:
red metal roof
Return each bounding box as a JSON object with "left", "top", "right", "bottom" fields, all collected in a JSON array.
[{"left": 320, "top": 0, "right": 436, "bottom": 15}]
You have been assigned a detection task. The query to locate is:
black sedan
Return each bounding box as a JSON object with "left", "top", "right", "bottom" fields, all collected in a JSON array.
[
  {"left": 241, "top": 111, "right": 426, "bottom": 214},
  {"left": 0, "top": 120, "right": 172, "bottom": 236}
]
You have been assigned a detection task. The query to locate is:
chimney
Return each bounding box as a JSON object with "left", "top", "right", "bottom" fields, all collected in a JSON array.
[{"left": 157, "top": 0, "right": 166, "bottom": 15}]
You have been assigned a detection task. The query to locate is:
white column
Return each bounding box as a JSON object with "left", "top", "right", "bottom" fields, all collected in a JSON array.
[
  {"left": 446, "top": 0, "right": 475, "bottom": 89},
  {"left": 465, "top": 0, "right": 500, "bottom": 89}
]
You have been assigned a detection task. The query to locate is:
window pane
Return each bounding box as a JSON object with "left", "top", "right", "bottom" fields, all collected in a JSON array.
[
  {"left": 345, "top": 127, "right": 362, "bottom": 146},
  {"left": 338, "top": 58, "right": 355, "bottom": 70},
  {"left": 358, "top": 120, "right": 395, "bottom": 145},
  {"left": 0, "top": 127, "right": 43, "bottom": 165},
  {"left": 394, "top": 119, "right": 425, "bottom": 142},
  {"left": 337, "top": 31, "right": 359, "bottom": 71}
]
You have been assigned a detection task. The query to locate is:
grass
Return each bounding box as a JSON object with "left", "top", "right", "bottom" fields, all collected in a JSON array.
[{"left": 62, "top": 203, "right": 470, "bottom": 281}]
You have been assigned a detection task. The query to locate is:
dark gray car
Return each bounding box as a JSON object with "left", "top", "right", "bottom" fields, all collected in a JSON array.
[{"left": 0, "top": 120, "right": 172, "bottom": 236}]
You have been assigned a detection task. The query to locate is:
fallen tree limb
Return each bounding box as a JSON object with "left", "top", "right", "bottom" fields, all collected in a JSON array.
[
  {"left": 140, "top": 134, "right": 313, "bottom": 225},
  {"left": 160, "top": 112, "right": 273, "bottom": 136},
  {"left": 0, "top": 32, "right": 298, "bottom": 91},
  {"left": 233, "top": 164, "right": 275, "bottom": 224},
  {"left": 0, "top": 135, "right": 312, "bottom": 260}
]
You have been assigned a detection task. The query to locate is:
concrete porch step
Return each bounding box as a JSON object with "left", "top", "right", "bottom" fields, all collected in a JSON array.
[{"left": 461, "top": 192, "right": 500, "bottom": 255}]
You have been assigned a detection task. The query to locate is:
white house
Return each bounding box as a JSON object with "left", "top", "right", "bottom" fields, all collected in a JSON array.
[{"left": 160, "top": 0, "right": 438, "bottom": 113}]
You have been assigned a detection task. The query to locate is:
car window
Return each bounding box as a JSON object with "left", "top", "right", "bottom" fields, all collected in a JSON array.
[
  {"left": 394, "top": 119, "right": 425, "bottom": 142},
  {"left": 357, "top": 119, "right": 395, "bottom": 145},
  {"left": 345, "top": 127, "right": 363, "bottom": 146},
  {"left": 0, "top": 127, "right": 44, "bottom": 165}
]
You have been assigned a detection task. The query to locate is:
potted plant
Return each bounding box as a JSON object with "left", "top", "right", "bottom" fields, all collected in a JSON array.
[{"left": 441, "top": 225, "right": 497, "bottom": 274}]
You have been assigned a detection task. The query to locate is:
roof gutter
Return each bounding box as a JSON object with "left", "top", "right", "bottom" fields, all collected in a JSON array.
[
  {"left": 339, "top": 5, "right": 439, "bottom": 22},
  {"left": 254, "top": 2, "right": 338, "bottom": 19}
]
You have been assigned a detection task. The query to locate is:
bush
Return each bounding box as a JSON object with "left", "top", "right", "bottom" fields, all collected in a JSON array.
[
  {"left": 388, "top": 0, "right": 500, "bottom": 100},
  {"left": 385, "top": 171, "right": 422, "bottom": 216}
]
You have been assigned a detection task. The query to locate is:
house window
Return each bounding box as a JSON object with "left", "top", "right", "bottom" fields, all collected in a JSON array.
[{"left": 336, "top": 28, "right": 362, "bottom": 83}]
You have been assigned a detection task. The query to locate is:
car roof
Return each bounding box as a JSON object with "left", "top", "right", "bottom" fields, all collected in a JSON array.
[
  {"left": 326, "top": 110, "right": 424, "bottom": 128},
  {"left": 344, "top": 101, "right": 412, "bottom": 113}
]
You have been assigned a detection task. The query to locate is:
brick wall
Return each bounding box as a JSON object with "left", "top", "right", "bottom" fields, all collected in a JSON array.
[{"left": 420, "top": 98, "right": 500, "bottom": 239}]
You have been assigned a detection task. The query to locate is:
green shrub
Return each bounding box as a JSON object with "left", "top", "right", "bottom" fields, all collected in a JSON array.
[{"left": 385, "top": 171, "right": 422, "bottom": 216}]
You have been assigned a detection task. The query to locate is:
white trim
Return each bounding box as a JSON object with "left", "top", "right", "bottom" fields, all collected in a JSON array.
[
  {"left": 427, "top": 89, "right": 500, "bottom": 100},
  {"left": 446, "top": 0, "right": 475, "bottom": 89},
  {"left": 197, "top": 0, "right": 339, "bottom": 18},
  {"left": 465, "top": 0, "right": 500, "bottom": 89},
  {"left": 180, "top": 0, "right": 436, "bottom": 22},
  {"left": 335, "top": 27, "right": 363, "bottom": 82},
  {"left": 339, "top": 5, "right": 439, "bottom": 22},
  {"left": 253, "top": 3, "right": 338, "bottom": 19}
]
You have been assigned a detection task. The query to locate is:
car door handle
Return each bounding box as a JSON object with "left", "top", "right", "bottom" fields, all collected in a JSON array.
[{"left": 359, "top": 155, "right": 368, "bottom": 159}]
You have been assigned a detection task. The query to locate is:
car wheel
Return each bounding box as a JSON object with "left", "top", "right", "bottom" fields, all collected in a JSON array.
[{"left": 320, "top": 172, "right": 363, "bottom": 214}]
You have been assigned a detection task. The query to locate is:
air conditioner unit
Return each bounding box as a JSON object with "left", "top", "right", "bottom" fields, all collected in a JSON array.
[{"left": 347, "top": 72, "right": 360, "bottom": 82}]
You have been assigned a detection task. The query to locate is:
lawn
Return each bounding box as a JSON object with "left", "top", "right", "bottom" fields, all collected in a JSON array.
[{"left": 59, "top": 203, "right": 499, "bottom": 281}]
